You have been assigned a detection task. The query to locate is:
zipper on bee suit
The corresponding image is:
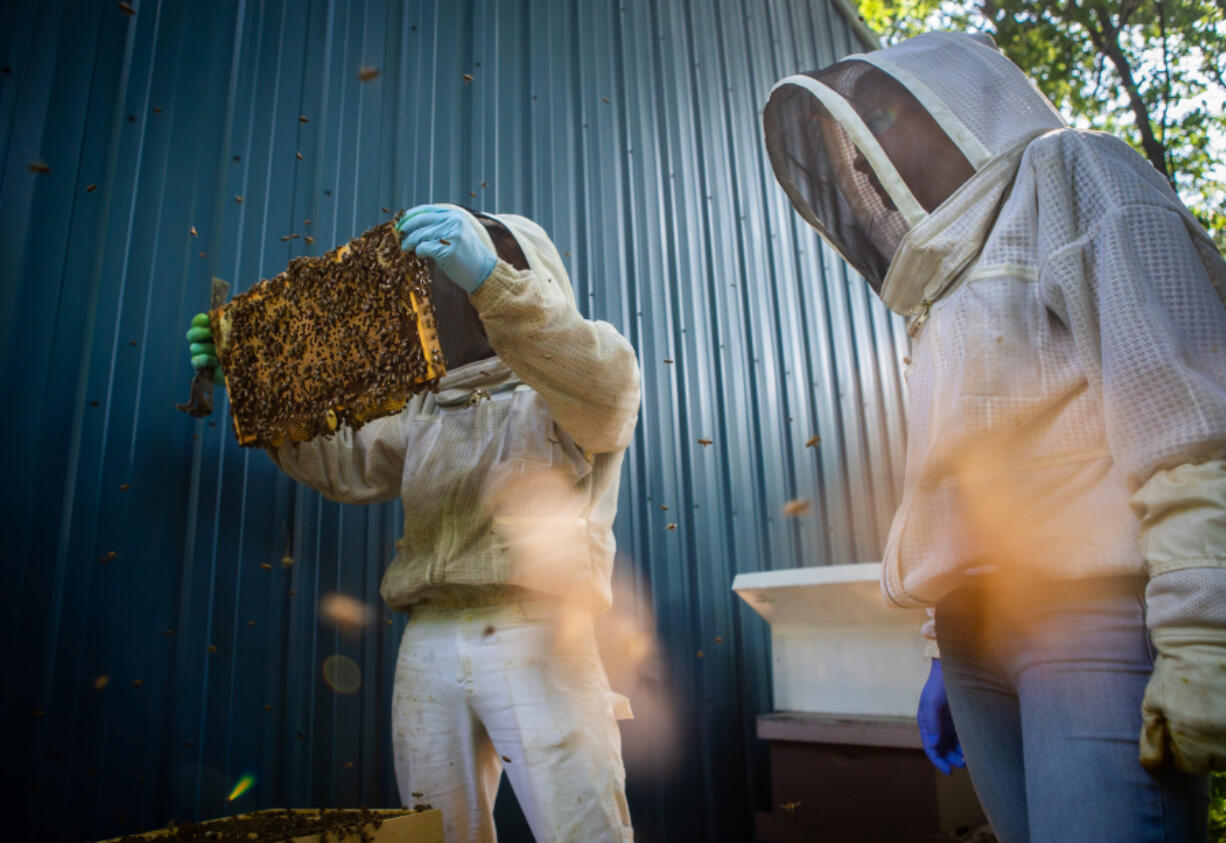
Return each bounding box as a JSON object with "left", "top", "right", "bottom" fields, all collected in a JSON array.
[{"left": 907, "top": 299, "right": 933, "bottom": 338}]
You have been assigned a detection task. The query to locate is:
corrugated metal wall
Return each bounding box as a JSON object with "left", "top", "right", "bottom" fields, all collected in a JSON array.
[{"left": 0, "top": 1, "right": 905, "bottom": 840}]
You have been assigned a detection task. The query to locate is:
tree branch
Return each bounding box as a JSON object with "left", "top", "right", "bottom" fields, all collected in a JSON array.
[
  {"left": 1085, "top": 5, "right": 1173, "bottom": 183},
  {"left": 1158, "top": 0, "right": 1173, "bottom": 176},
  {"left": 1206, "top": 51, "right": 1226, "bottom": 92}
]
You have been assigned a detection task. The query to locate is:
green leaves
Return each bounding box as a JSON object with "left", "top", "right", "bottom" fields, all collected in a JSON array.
[{"left": 1211, "top": 772, "right": 1226, "bottom": 839}]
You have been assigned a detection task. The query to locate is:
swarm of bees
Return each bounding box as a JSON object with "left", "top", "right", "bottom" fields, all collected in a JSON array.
[{"left": 210, "top": 218, "right": 445, "bottom": 448}]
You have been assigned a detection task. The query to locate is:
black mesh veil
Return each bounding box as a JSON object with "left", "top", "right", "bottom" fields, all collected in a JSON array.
[
  {"left": 426, "top": 211, "right": 534, "bottom": 368},
  {"left": 472, "top": 212, "right": 531, "bottom": 271},
  {"left": 764, "top": 60, "right": 975, "bottom": 291}
]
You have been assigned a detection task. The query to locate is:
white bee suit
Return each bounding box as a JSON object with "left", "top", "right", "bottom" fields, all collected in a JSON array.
[
  {"left": 764, "top": 32, "right": 1226, "bottom": 772},
  {"left": 269, "top": 209, "right": 640, "bottom": 840}
]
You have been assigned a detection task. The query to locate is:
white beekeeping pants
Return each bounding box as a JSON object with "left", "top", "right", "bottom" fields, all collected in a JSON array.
[{"left": 392, "top": 599, "right": 634, "bottom": 842}]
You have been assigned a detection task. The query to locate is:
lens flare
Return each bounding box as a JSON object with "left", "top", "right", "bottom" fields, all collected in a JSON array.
[
  {"left": 322, "top": 654, "right": 362, "bottom": 694},
  {"left": 485, "top": 467, "right": 682, "bottom": 779},
  {"left": 594, "top": 567, "right": 682, "bottom": 781},
  {"left": 319, "top": 593, "right": 374, "bottom": 633},
  {"left": 227, "top": 773, "right": 256, "bottom": 801}
]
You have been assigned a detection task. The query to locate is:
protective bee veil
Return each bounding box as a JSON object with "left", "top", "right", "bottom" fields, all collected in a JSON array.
[{"left": 763, "top": 32, "right": 1063, "bottom": 300}]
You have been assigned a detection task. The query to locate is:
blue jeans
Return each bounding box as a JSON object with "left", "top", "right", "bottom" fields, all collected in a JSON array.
[{"left": 935, "top": 576, "right": 1209, "bottom": 843}]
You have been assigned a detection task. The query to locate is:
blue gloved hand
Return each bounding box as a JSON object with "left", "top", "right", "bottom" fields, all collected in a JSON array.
[
  {"left": 396, "top": 205, "right": 497, "bottom": 293},
  {"left": 185, "top": 313, "right": 223, "bottom": 382},
  {"left": 917, "top": 658, "right": 966, "bottom": 775}
]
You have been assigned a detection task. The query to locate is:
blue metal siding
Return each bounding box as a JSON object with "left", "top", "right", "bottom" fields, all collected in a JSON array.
[{"left": 0, "top": 1, "right": 901, "bottom": 840}]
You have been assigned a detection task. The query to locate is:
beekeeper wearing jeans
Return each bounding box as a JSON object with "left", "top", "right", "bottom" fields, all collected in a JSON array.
[
  {"left": 763, "top": 32, "right": 1226, "bottom": 842},
  {"left": 187, "top": 206, "right": 639, "bottom": 842}
]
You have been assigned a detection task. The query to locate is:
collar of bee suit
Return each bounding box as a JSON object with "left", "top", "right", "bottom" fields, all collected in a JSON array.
[{"left": 433, "top": 356, "right": 521, "bottom": 405}]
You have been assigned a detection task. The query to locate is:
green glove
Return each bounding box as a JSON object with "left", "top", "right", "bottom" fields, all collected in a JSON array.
[
  {"left": 186, "top": 313, "right": 223, "bottom": 382},
  {"left": 1139, "top": 627, "right": 1226, "bottom": 773}
]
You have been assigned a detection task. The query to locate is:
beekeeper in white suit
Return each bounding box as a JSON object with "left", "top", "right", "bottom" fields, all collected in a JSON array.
[
  {"left": 269, "top": 205, "right": 640, "bottom": 842},
  {"left": 763, "top": 32, "right": 1226, "bottom": 842}
]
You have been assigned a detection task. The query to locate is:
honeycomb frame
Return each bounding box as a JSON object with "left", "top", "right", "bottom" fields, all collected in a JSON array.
[{"left": 210, "top": 218, "right": 445, "bottom": 448}]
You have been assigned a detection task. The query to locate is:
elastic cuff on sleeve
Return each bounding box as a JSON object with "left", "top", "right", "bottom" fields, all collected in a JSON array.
[
  {"left": 1149, "top": 626, "right": 1226, "bottom": 650},
  {"left": 1146, "top": 557, "right": 1226, "bottom": 577},
  {"left": 467, "top": 259, "right": 523, "bottom": 309}
]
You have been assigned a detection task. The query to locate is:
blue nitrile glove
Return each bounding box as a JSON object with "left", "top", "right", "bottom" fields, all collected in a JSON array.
[
  {"left": 396, "top": 204, "right": 497, "bottom": 293},
  {"left": 917, "top": 659, "right": 966, "bottom": 775},
  {"left": 186, "top": 313, "right": 223, "bottom": 383}
]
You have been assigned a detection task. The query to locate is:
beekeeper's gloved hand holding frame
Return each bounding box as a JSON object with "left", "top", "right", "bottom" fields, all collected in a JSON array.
[
  {"left": 186, "top": 313, "right": 223, "bottom": 384},
  {"left": 182, "top": 204, "right": 501, "bottom": 389},
  {"left": 397, "top": 204, "right": 497, "bottom": 293}
]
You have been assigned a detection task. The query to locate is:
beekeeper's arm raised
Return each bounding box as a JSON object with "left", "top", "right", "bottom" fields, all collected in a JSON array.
[
  {"left": 265, "top": 415, "right": 407, "bottom": 506},
  {"left": 398, "top": 205, "right": 641, "bottom": 455}
]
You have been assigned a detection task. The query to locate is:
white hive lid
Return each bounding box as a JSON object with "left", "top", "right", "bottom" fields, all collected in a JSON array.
[{"left": 733, "top": 562, "right": 914, "bottom": 627}]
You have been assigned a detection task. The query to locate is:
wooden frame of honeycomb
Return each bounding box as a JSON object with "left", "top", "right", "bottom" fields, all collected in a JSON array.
[
  {"left": 99, "top": 807, "right": 443, "bottom": 842},
  {"left": 210, "top": 219, "right": 445, "bottom": 448}
]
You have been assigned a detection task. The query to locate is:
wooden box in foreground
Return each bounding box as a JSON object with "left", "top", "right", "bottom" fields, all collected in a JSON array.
[
  {"left": 212, "top": 219, "right": 445, "bottom": 448},
  {"left": 100, "top": 807, "right": 443, "bottom": 842}
]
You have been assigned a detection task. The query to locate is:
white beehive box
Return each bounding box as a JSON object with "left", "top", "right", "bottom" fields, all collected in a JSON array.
[{"left": 733, "top": 562, "right": 929, "bottom": 718}]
